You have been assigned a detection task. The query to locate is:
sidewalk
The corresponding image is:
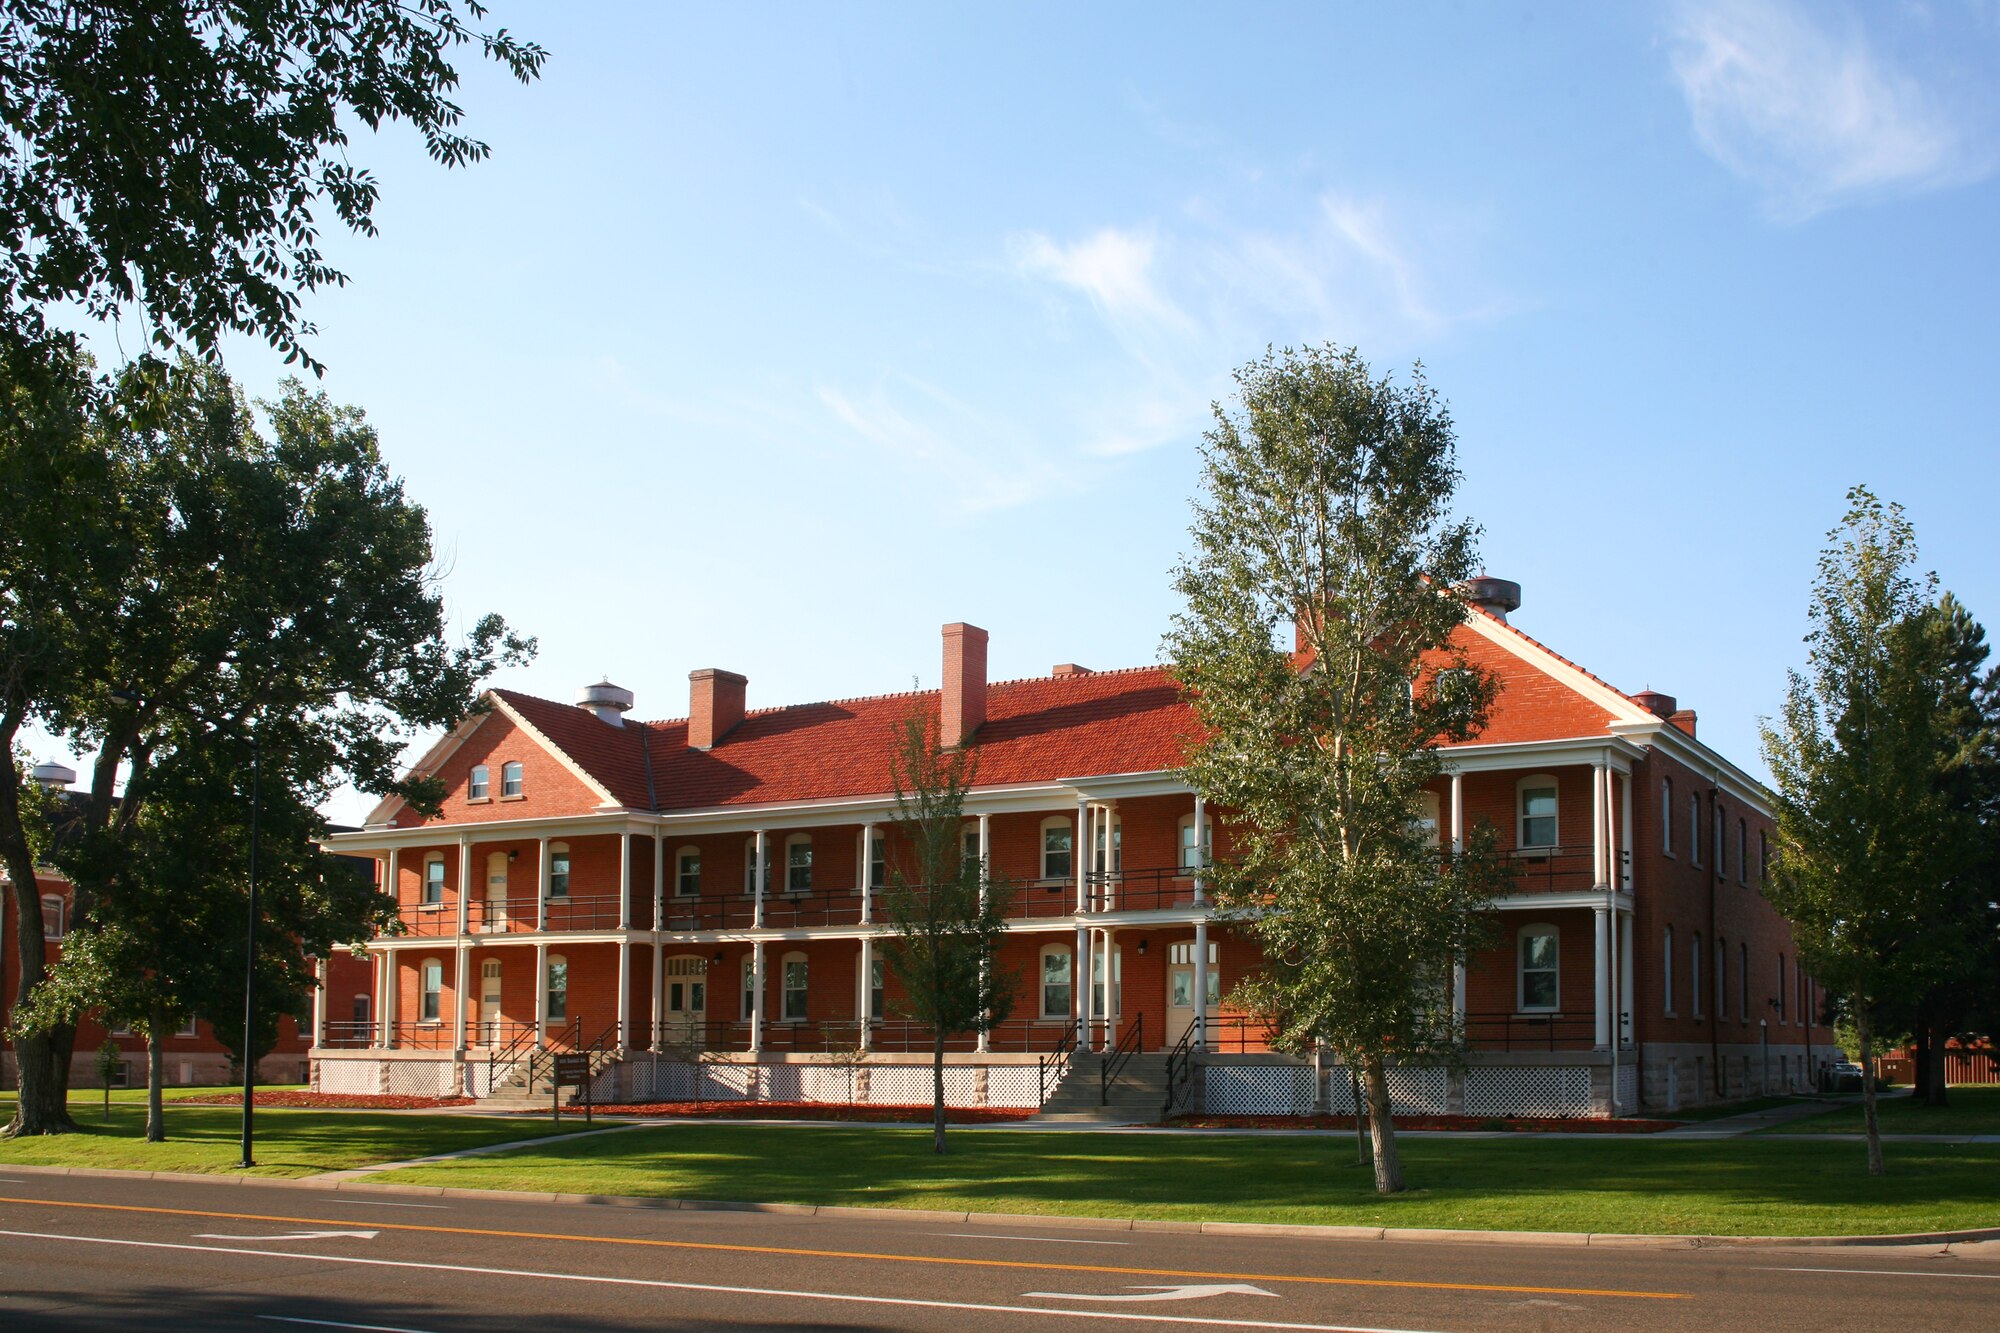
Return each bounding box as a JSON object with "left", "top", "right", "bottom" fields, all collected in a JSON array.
[{"left": 1653, "top": 1096, "right": 1861, "bottom": 1140}]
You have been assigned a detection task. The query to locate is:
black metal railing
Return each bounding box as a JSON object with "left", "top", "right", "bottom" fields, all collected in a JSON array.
[
  {"left": 1202, "top": 1012, "right": 1279, "bottom": 1052},
  {"left": 1502, "top": 845, "right": 1601, "bottom": 894},
  {"left": 393, "top": 901, "right": 459, "bottom": 936},
  {"left": 1087, "top": 867, "right": 1201, "bottom": 913},
  {"left": 1463, "top": 1011, "right": 1598, "bottom": 1051},
  {"left": 1100, "top": 1015, "right": 1144, "bottom": 1105},
  {"left": 319, "top": 1020, "right": 375, "bottom": 1049},
  {"left": 1039, "top": 1024, "right": 1077, "bottom": 1105},
  {"left": 1162, "top": 1021, "right": 1198, "bottom": 1119}
]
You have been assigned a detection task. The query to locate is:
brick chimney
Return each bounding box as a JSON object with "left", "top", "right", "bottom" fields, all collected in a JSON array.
[
  {"left": 1668, "top": 708, "right": 1697, "bottom": 739},
  {"left": 688, "top": 668, "right": 747, "bottom": 749},
  {"left": 941, "top": 622, "right": 988, "bottom": 749}
]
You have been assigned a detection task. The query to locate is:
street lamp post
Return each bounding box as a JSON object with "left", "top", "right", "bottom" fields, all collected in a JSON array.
[{"left": 239, "top": 735, "right": 261, "bottom": 1170}]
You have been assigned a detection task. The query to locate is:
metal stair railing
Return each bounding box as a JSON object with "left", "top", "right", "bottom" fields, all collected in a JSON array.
[
  {"left": 484, "top": 1023, "right": 539, "bottom": 1098},
  {"left": 1038, "top": 1025, "right": 1077, "bottom": 1106},
  {"left": 1162, "top": 1021, "right": 1198, "bottom": 1119},
  {"left": 1100, "top": 1015, "right": 1144, "bottom": 1106}
]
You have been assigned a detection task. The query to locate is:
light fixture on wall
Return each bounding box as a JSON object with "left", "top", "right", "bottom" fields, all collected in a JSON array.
[
  {"left": 712, "top": 951, "right": 724, "bottom": 963},
  {"left": 508, "top": 850, "right": 518, "bottom": 862},
  {"left": 1136, "top": 939, "right": 1149, "bottom": 956}
]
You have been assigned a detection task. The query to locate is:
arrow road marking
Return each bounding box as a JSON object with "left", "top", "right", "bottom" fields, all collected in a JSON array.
[
  {"left": 1028, "top": 1284, "right": 1279, "bottom": 1303},
  {"left": 195, "top": 1230, "right": 378, "bottom": 1242}
]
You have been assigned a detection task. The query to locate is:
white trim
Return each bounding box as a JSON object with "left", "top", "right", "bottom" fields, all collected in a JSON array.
[{"left": 1460, "top": 611, "right": 1657, "bottom": 727}]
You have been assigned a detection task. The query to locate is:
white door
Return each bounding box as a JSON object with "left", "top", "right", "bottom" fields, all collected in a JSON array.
[
  {"left": 484, "top": 853, "right": 509, "bottom": 932},
  {"left": 662, "top": 956, "right": 708, "bottom": 1049},
  {"left": 1165, "top": 941, "right": 1219, "bottom": 1044},
  {"left": 479, "top": 960, "right": 503, "bottom": 1045}
]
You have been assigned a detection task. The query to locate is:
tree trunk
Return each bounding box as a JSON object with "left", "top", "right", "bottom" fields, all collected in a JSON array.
[
  {"left": 1912, "top": 1027, "right": 1930, "bottom": 1101},
  {"left": 3, "top": 850, "right": 76, "bottom": 1136},
  {"left": 1856, "top": 1003, "right": 1884, "bottom": 1178},
  {"left": 1361, "top": 1053, "right": 1404, "bottom": 1194},
  {"left": 931, "top": 1028, "right": 947, "bottom": 1155},
  {"left": 49, "top": 1018, "right": 78, "bottom": 1103},
  {"left": 146, "top": 1011, "right": 167, "bottom": 1143},
  {"left": 1923, "top": 1024, "right": 1948, "bottom": 1108}
]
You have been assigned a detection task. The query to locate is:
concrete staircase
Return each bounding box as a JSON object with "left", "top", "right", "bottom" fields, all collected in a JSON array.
[
  {"left": 473, "top": 1048, "right": 623, "bottom": 1113},
  {"left": 1030, "top": 1051, "right": 1171, "bottom": 1124}
]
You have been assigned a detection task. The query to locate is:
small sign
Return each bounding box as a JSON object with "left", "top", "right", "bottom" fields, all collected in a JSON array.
[{"left": 552, "top": 1053, "right": 591, "bottom": 1087}]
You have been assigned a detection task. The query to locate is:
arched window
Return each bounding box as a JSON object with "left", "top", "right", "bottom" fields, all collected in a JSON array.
[
  {"left": 781, "top": 951, "right": 809, "bottom": 1020},
  {"left": 501, "top": 761, "right": 523, "bottom": 798},
  {"left": 1517, "top": 924, "right": 1559, "bottom": 1011},
  {"left": 422, "top": 856, "right": 446, "bottom": 905},
  {"left": 675, "top": 846, "right": 701, "bottom": 897},
  {"left": 40, "top": 894, "right": 64, "bottom": 939},
  {"left": 1516, "top": 775, "right": 1559, "bottom": 850},
  {"left": 547, "top": 843, "right": 570, "bottom": 898},
  {"left": 742, "top": 837, "right": 773, "bottom": 894},
  {"left": 419, "top": 958, "right": 443, "bottom": 1022},
  {"left": 1038, "top": 944, "right": 1073, "bottom": 1019},
  {"left": 1039, "top": 817, "right": 1073, "bottom": 880},
  {"left": 1691, "top": 932, "right": 1704, "bottom": 1018},
  {"left": 785, "top": 834, "right": 813, "bottom": 893},
  {"left": 1690, "top": 794, "right": 1702, "bottom": 865},
  {"left": 546, "top": 954, "right": 568, "bottom": 1022},
  {"left": 1179, "top": 810, "right": 1214, "bottom": 867},
  {"left": 1663, "top": 926, "right": 1675, "bottom": 1016},
  {"left": 1661, "top": 777, "right": 1674, "bottom": 856},
  {"left": 468, "top": 764, "right": 490, "bottom": 800}
]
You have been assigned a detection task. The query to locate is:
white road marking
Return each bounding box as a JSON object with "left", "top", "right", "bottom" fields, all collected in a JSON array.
[
  {"left": 260, "top": 1318, "right": 438, "bottom": 1333},
  {"left": 1755, "top": 1266, "right": 2000, "bottom": 1281},
  {"left": 935, "top": 1231, "right": 1131, "bottom": 1246},
  {"left": 1029, "top": 1283, "right": 1281, "bottom": 1303},
  {"left": 0, "top": 1229, "right": 1456, "bottom": 1333},
  {"left": 195, "top": 1230, "right": 379, "bottom": 1241}
]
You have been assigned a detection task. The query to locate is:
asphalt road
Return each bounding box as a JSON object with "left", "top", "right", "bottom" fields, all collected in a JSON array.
[{"left": 0, "top": 1171, "right": 1993, "bottom": 1331}]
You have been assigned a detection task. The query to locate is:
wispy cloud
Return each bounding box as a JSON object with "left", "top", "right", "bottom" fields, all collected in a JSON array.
[
  {"left": 1010, "top": 227, "right": 1192, "bottom": 334},
  {"left": 1668, "top": 0, "right": 1991, "bottom": 219},
  {"left": 817, "top": 373, "right": 1073, "bottom": 512}
]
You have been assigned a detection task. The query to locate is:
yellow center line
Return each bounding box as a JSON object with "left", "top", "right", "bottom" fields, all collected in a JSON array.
[{"left": 0, "top": 1194, "right": 1687, "bottom": 1301}]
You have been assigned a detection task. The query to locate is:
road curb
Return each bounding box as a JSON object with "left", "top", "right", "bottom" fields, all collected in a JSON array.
[{"left": 2, "top": 1162, "right": 1994, "bottom": 1249}]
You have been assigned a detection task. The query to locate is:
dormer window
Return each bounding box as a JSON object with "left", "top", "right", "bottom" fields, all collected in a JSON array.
[
  {"left": 501, "top": 761, "right": 523, "bottom": 798},
  {"left": 468, "top": 765, "right": 490, "bottom": 800}
]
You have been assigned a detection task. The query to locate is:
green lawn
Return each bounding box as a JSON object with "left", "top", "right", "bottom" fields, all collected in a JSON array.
[
  {"left": 368, "top": 1123, "right": 2000, "bottom": 1237},
  {"left": 1769, "top": 1085, "right": 2000, "bottom": 1137},
  {"left": 0, "top": 1096, "right": 603, "bottom": 1177}
]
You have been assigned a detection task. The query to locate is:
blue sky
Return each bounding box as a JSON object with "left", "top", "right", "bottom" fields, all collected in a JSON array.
[{"left": 60, "top": 2, "right": 2000, "bottom": 817}]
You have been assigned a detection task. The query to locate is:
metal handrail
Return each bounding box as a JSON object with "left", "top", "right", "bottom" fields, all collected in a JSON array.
[
  {"left": 1038, "top": 1025, "right": 1077, "bottom": 1106},
  {"left": 1463, "top": 1011, "right": 1596, "bottom": 1051},
  {"left": 486, "top": 1022, "right": 538, "bottom": 1094},
  {"left": 1100, "top": 1015, "right": 1144, "bottom": 1105},
  {"left": 1086, "top": 867, "right": 1201, "bottom": 913},
  {"left": 1162, "top": 1021, "right": 1198, "bottom": 1119}
]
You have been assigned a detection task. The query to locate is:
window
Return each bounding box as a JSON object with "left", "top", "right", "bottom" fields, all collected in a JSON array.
[
  {"left": 1690, "top": 794, "right": 1702, "bottom": 866},
  {"left": 1739, "top": 942, "right": 1749, "bottom": 1022},
  {"left": 548, "top": 843, "right": 570, "bottom": 898},
  {"left": 869, "top": 957, "right": 885, "bottom": 1021},
  {"left": 1663, "top": 926, "right": 1675, "bottom": 1016},
  {"left": 351, "top": 994, "right": 371, "bottom": 1030},
  {"left": 961, "top": 825, "right": 983, "bottom": 872},
  {"left": 781, "top": 952, "right": 808, "bottom": 1020},
  {"left": 420, "top": 959, "right": 443, "bottom": 1022},
  {"left": 1168, "top": 941, "right": 1223, "bottom": 1005},
  {"left": 501, "top": 761, "right": 523, "bottom": 798},
  {"left": 178, "top": 1014, "right": 199, "bottom": 1037},
  {"left": 1092, "top": 810, "right": 1122, "bottom": 874},
  {"left": 741, "top": 957, "right": 757, "bottom": 1021},
  {"left": 546, "top": 955, "right": 568, "bottom": 1022},
  {"left": 1091, "top": 945, "right": 1120, "bottom": 1021},
  {"left": 1661, "top": 778, "right": 1674, "bottom": 856},
  {"left": 743, "top": 837, "right": 774, "bottom": 894},
  {"left": 423, "top": 857, "right": 446, "bottom": 905},
  {"left": 1715, "top": 937, "right": 1727, "bottom": 1018},
  {"left": 1414, "top": 791, "right": 1442, "bottom": 848},
  {"left": 1040, "top": 818, "right": 1073, "bottom": 880},
  {"left": 1517, "top": 775, "right": 1559, "bottom": 849},
  {"left": 1691, "top": 932, "right": 1704, "bottom": 1018},
  {"left": 40, "top": 894, "right": 64, "bottom": 939},
  {"left": 1179, "top": 812, "right": 1213, "bottom": 867},
  {"left": 1517, "top": 925, "right": 1559, "bottom": 1011},
  {"left": 675, "top": 847, "right": 701, "bottom": 897},
  {"left": 1737, "top": 819, "right": 1748, "bottom": 885},
  {"left": 1714, "top": 806, "right": 1725, "bottom": 876},
  {"left": 1039, "top": 945, "right": 1073, "bottom": 1019},
  {"left": 867, "top": 831, "right": 887, "bottom": 889},
  {"left": 110, "top": 1020, "right": 133, "bottom": 1037},
  {"left": 785, "top": 835, "right": 813, "bottom": 893},
  {"left": 468, "top": 764, "right": 490, "bottom": 800}
]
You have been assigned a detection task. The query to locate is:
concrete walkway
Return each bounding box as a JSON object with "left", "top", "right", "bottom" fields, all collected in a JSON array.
[{"left": 1653, "top": 1095, "right": 1863, "bottom": 1139}]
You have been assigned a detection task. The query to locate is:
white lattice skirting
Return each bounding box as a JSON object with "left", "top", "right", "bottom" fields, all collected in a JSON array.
[
  {"left": 1614, "top": 1063, "right": 1638, "bottom": 1113},
  {"left": 612, "top": 1060, "right": 1002, "bottom": 1108},
  {"left": 1204, "top": 1065, "right": 1317, "bottom": 1116},
  {"left": 317, "top": 1060, "right": 380, "bottom": 1095},
  {"left": 380, "top": 1060, "right": 459, "bottom": 1099},
  {"left": 1463, "top": 1066, "right": 1593, "bottom": 1118},
  {"left": 1324, "top": 1066, "right": 1449, "bottom": 1115}
]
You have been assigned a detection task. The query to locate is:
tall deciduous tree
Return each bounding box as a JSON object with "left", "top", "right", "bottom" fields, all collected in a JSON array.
[
  {"left": 879, "top": 709, "right": 1017, "bottom": 1155},
  {"left": 3, "top": 359, "right": 531, "bottom": 1136},
  {"left": 1165, "top": 344, "right": 1509, "bottom": 1195},
  {"left": 1760, "top": 488, "right": 1980, "bottom": 1175}
]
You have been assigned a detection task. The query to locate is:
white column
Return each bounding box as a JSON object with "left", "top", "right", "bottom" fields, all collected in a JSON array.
[
  {"left": 1191, "top": 793, "right": 1207, "bottom": 906},
  {"left": 1453, "top": 959, "right": 1467, "bottom": 1027},
  {"left": 536, "top": 837, "right": 549, "bottom": 932},
  {"left": 1619, "top": 911, "right": 1635, "bottom": 1049},
  {"left": 858, "top": 937, "right": 873, "bottom": 1053},
  {"left": 373, "top": 951, "right": 388, "bottom": 1046},
  {"left": 1593, "top": 905, "right": 1612, "bottom": 1049},
  {"left": 311, "top": 956, "right": 328, "bottom": 1048},
  {"left": 533, "top": 941, "right": 548, "bottom": 1048},
  {"left": 1074, "top": 797, "right": 1089, "bottom": 912},
  {"left": 616, "top": 942, "right": 631, "bottom": 1049},
  {"left": 456, "top": 835, "right": 472, "bottom": 937},
  {"left": 1592, "top": 760, "right": 1608, "bottom": 886},
  {"left": 1192, "top": 916, "right": 1209, "bottom": 1051},
  {"left": 1449, "top": 771, "right": 1464, "bottom": 853},
  {"left": 451, "top": 942, "right": 468, "bottom": 1053},
  {"left": 1074, "top": 922, "right": 1091, "bottom": 1045},
  {"left": 385, "top": 849, "right": 399, "bottom": 914},
  {"left": 859, "top": 821, "right": 875, "bottom": 925},
  {"left": 1620, "top": 770, "right": 1634, "bottom": 892},
  {"left": 618, "top": 833, "right": 633, "bottom": 929},
  {"left": 650, "top": 942, "right": 663, "bottom": 1051},
  {"left": 750, "top": 940, "right": 765, "bottom": 1054},
  {"left": 380, "top": 950, "right": 398, "bottom": 1047},
  {"left": 976, "top": 811, "right": 992, "bottom": 1054},
  {"left": 652, "top": 830, "right": 665, "bottom": 924},
  {"left": 753, "top": 829, "right": 767, "bottom": 929}
]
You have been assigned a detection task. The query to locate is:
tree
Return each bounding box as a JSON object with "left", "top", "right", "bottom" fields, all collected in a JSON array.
[
  {"left": 3, "top": 358, "right": 530, "bottom": 1136},
  {"left": 878, "top": 708, "right": 1017, "bottom": 1155},
  {"left": 1164, "top": 344, "right": 1510, "bottom": 1195},
  {"left": 1760, "top": 488, "right": 1985, "bottom": 1174},
  {"left": 0, "top": 0, "right": 545, "bottom": 372}
]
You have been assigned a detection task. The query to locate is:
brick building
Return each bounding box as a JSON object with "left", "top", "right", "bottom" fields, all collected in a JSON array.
[{"left": 314, "top": 584, "right": 1833, "bottom": 1117}]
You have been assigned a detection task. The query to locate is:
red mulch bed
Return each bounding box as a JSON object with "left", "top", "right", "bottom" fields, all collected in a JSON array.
[
  {"left": 1166, "top": 1113, "right": 1680, "bottom": 1133},
  {"left": 175, "top": 1092, "right": 476, "bottom": 1110},
  {"left": 590, "top": 1100, "right": 1035, "bottom": 1124}
]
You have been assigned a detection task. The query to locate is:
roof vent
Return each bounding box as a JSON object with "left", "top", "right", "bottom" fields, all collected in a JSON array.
[
  {"left": 576, "top": 679, "right": 635, "bottom": 727},
  {"left": 1457, "top": 576, "right": 1522, "bottom": 623},
  {"left": 1633, "top": 690, "right": 1678, "bottom": 719},
  {"left": 30, "top": 760, "right": 76, "bottom": 789}
]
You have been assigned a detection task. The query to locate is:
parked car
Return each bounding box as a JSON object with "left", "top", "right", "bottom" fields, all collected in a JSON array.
[{"left": 1820, "top": 1061, "right": 1865, "bottom": 1094}]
